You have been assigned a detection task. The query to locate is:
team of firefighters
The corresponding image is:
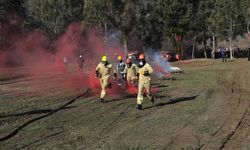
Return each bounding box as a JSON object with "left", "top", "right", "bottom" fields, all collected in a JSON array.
[
  {"left": 64, "top": 53, "right": 155, "bottom": 110},
  {"left": 95, "top": 53, "right": 155, "bottom": 110}
]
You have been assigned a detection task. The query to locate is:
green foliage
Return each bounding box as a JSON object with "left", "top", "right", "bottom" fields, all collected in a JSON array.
[
  {"left": 83, "top": 0, "right": 108, "bottom": 25},
  {"left": 133, "top": 0, "right": 164, "bottom": 48},
  {"left": 0, "top": 0, "right": 24, "bottom": 19},
  {"left": 0, "top": 0, "right": 9, "bottom": 19},
  {"left": 1, "top": 0, "right": 250, "bottom": 52},
  {"left": 24, "top": 0, "right": 84, "bottom": 37}
]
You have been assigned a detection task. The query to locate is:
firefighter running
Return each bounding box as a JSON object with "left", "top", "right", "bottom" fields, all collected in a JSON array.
[
  {"left": 95, "top": 55, "right": 114, "bottom": 103},
  {"left": 115, "top": 55, "right": 126, "bottom": 86},
  {"left": 136, "top": 54, "right": 155, "bottom": 110},
  {"left": 124, "top": 58, "right": 138, "bottom": 85}
]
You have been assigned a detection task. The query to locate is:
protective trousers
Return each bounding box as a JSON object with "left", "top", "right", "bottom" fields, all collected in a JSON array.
[
  {"left": 118, "top": 73, "right": 125, "bottom": 85},
  {"left": 137, "top": 81, "right": 151, "bottom": 105},
  {"left": 100, "top": 76, "right": 109, "bottom": 99},
  {"left": 127, "top": 76, "right": 137, "bottom": 84}
]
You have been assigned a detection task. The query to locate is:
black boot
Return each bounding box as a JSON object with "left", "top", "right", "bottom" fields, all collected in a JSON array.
[
  {"left": 108, "top": 82, "right": 112, "bottom": 89},
  {"left": 136, "top": 104, "right": 142, "bottom": 110},
  {"left": 150, "top": 95, "right": 155, "bottom": 104},
  {"left": 101, "top": 98, "right": 104, "bottom": 103}
]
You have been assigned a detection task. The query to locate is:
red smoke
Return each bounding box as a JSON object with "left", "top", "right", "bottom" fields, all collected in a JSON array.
[
  {"left": 126, "top": 84, "right": 137, "bottom": 95},
  {"left": 0, "top": 52, "right": 7, "bottom": 68},
  {"left": 56, "top": 23, "right": 84, "bottom": 59},
  {"left": 1, "top": 13, "right": 149, "bottom": 101}
]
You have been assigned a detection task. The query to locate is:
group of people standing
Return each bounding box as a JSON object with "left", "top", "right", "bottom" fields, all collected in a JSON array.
[
  {"left": 95, "top": 53, "right": 155, "bottom": 110},
  {"left": 220, "top": 47, "right": 229, "bottom": 62}
]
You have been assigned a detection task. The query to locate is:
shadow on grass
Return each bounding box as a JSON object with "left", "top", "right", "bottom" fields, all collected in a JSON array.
[
  {"left": 155, "top": 85, "right": 169, "bottom": 88},
  {"left": 0, "top": 106, "right": 76, "bottom": 118},
  {"left": 105, "top": 92, "right": 169, "bottom": 103},
  {"left": 143, "top": 95, "right": 199, "bottom": 110},
  {"left": 151, "top": 83, "right": 161, "bottom": 86},
  {"left": 156, "top": 95, "right": 169, "bottom": 99},
  {"left": 0, "top": 89, "right": 89, "bottom": 142},
  {"left": 0, "top": 75, "right": 27, "bottom": 82},
  {"left": 105, "top": 94, "right": 136, "bottom": 103}
]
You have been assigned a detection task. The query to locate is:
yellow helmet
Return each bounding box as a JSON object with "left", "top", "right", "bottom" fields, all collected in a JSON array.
[
  {"left": 117, "top": 55, "right": 122, "bottom": 61},
  {"left": 101, "top": 55, "right": 108, "bottom": 62}
]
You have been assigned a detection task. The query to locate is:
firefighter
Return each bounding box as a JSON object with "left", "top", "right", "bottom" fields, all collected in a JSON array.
[
  {"left": 95, "top": 55, "right": 115, "bottom": 102},
  {"left": 136, "top": 54, "right": 154, "bottom": 110},
  {"left": 124, "top": 58, "right": 138, "bottom": 85},
  {"left": 78, "top": 55, "right": 85, "bottom": 71},
  {"left": 116, "top": 55, "right": 126, "bottom": 86},
  {"left": 63, "top": 56, "right": 68, "bottom": 68}
]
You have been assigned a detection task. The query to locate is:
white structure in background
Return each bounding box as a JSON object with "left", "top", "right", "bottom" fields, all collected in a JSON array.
[{"left": 169, "top": 66, "right": 181, "bottom": 73}]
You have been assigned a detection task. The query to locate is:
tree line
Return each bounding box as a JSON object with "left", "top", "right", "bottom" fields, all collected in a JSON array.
[{"left": 1, "top": 0, "right": 250, "bottom": 59}]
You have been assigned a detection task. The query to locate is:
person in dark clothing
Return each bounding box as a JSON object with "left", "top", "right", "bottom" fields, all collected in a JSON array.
[
  {"left": 235, "top": 47, "right": 240, "bottom": 59},
  {"left": 78, "top": 55, "right": 85, "bottom": 71},
  {"left": 248, "top": 48, "right": 250, "bottom": 61},
  {"left": 115, "top": 55, "right": 126, "bottom": 86},
  {"left": 220, "top": 47, "right": 226, "bottom": 62}
]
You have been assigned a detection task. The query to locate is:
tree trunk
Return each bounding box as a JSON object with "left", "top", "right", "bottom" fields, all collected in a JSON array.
[
  {"left": 229, "top": 36, "right": 233, "bottom": 59},
  {"left": 104, "top": 23, "right": 107, "bottom": 43},
  {"left": 180, "top": 34, "right": 184, "bottom": 59},
  {"left": 229, "top": 14, "right": 233, "bottom": 59},
  {"left": 202, "top": 41, "right": 207, "bottom": 59},
  {"left": 181, "top": 41, "right": 184, "bottom": 60},
  {"left": 247, "top": 22, "right": 250, "bottom": 34},
  {"left": 192, "top": 41, "right": 195, "bottom": 59},
  {"left": 212, "top": 34, "right": 215, "bottom": 60},
  {"left": 247, "top": 22, "right": 250, "bottom": 38},
  {"left": 177, "top": 42, "right": 180, "bottom": 57},
  {"left": 123, "top": 34, "right": 128, "bottom": 56}
]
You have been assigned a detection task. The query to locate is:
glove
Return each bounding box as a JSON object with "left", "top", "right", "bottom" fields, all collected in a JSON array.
[
  {"left": 123, "top": 73, "right": 126, "bottom": 79},
  {"left": 95, "top": 71, "right": 99, "bottom": 78},
  {"left": 113, "top": 73, "right": 117, "bottom": 79},
  {"left": 144, "top": 71, "right": 150, "bottom": 76}
]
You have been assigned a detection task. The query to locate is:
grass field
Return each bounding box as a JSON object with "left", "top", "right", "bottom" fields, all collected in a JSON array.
[{"left": 0, "top": 59, "right": 250, "bottom": 149}]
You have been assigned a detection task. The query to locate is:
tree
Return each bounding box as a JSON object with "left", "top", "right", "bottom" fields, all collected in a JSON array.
[
  {"left": 185, "top": 0, "right": 201, "bottom": 59},
  {"left": 213, "top": 0, "right": 245, "bottom": 59},
  {"left": 162, "top": 0, "right": 195, "bottom": 59},
  {"left": 0, "top": 0, "right": 25, "bottom": 49},
  {"left": 240, "top": 0, "right": 250, "bottom": 36},
  {"left": 0, "top": 0, "right": 24, "bottom": 19},
  {"left": 24, "top": 0, "right": 84, "bottom": 38},
  {"left": 83, "top": 0, "right": 108, "bottom": 27},
  {"left": 108, "top": 0, "right": 137, "bottom": 54},
  {"left": 132, "top": 0, "right": 164, "bottom": 49},
  {"left": 84, "top": 0, "right": 137, "bottom": 55}
]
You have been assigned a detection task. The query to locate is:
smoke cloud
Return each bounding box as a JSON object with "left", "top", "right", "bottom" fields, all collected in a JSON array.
[
  {"left": 1, "top": 14, "right": 179, "bottom": 98},
  {"left": 146, "top": 49, "right": 172, "bottom": 78}
]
